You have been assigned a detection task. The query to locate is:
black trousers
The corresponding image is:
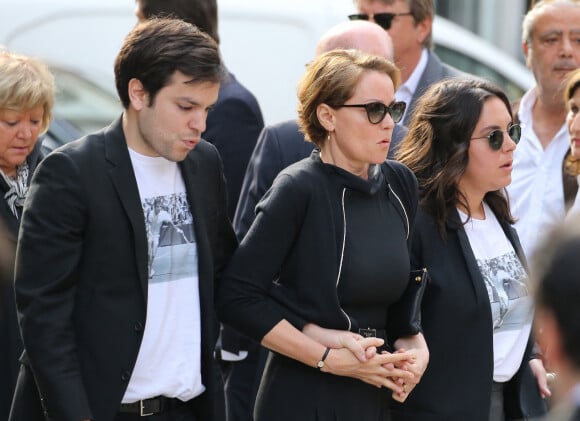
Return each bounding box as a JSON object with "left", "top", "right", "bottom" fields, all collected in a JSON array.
[{"left": 222, "top": 343, "right": 268, "bottom": 421}]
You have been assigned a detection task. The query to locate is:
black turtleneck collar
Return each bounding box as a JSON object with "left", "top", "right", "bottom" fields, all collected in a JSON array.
[{"left": 310, "top": 149, "right": 384, "bottom": 195}]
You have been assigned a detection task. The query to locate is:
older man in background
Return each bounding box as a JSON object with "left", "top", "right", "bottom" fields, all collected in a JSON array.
[
  {"left": 349, "top": 0, "right": 462, "bottom": 124},
  {"left": 508, "top": 0, "right": 580, "bottom": 261}
]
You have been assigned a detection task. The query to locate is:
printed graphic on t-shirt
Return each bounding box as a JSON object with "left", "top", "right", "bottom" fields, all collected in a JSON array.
[
  {"left": 143, "top": 193, "right": 197, "bottom": 283},
  {"left": 476, "top": 250, "right": 531, "bottom": 331}
]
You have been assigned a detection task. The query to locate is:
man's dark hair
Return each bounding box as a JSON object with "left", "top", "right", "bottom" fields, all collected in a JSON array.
[
  {"left": 114, "top": 17, "right": 224, "bottom": 109},
  {"left": 138, "top": 0, "right": 219, "bottom": 43}
]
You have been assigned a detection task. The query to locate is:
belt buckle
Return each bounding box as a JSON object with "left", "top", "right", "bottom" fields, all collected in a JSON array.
[
  {"left": 358, "top": 328, "right": 377, "bottom": 338},
  {"left": 140, "top": 399, "right": 154, "bottom": 417}
]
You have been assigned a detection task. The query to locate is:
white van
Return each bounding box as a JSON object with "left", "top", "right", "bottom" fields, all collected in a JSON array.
[{"left": 0, "top": 0, "right": 534, "bottom": 128}]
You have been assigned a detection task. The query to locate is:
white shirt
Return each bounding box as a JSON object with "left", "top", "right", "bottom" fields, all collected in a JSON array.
[
  {"left": 123, "top": 148, "right": 204, "bottom": 403},
  {"left": 459, "top": 203, "right": 533, "bottom": 382},
  {"left": 506, "top": 87, "right": 570, "bottom": 261},
  {"left": 396, "top": 48, "right": 429, "bottom": 123}
]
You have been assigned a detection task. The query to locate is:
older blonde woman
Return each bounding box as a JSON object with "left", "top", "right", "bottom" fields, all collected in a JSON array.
[{"left": 0, "top": 50, "right": 54, "bottom": 419}]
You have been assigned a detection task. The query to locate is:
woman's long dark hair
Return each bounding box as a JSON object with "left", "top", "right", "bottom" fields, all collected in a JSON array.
[{"left": 396, "top": 78, "right": 515, "bottom": 238}]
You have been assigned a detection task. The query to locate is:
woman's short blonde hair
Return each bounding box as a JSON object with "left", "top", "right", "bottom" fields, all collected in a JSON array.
[
  {"left": 0, "top": 51, "right": 55, "bottom": 133},
  {"left": 297, "top": 49, "right": 400, "bottom": 148}
]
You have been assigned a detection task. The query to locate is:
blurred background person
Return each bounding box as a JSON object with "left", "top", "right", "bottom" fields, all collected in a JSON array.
[
  {"left": 532, "top": 214, "right": 580, "bottom": 421},
  {"left": 563, "top": 68, "right": 580, "bottom": 217},
  {"left": 229, "top": 20, "right": 409, "bottom": 420},
  {"left": 508, "top": 0, "right": 580, "bottom": 260},
  {"left": 396, "top": 78, "right": 548, "bottom": 420},
  {"left": 348, "top": 0, "right": 463, "bottom": 125},
  {"left": 136, "top": 0, "right": 264, "bottom": 221},
  {"left": 0, "top": 50, "right": 54, "bottom": 421},
  {"left": 218, "top": 49, "right": 428, "bottom": 420}
]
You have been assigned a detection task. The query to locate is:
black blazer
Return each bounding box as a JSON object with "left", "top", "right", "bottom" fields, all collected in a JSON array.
[
  {"left": 203, "top": 71, "right": 264, "bottom": 220},
  {"left": 390, "top": 207, "right": 546, "bottom": 421},
  {"left": 10, "top": 117, "right": 237, "bottom": 421}
]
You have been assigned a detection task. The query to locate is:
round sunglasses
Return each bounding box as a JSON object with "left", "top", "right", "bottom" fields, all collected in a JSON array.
[
  {"left": 348, "top": 12, "right": 413, "bottom": 31},
  {"left": 338, "top": 101, "right": 406, "bottom": 124},
  {"left": 470, "top": 124, "right": 521, "bottom": 151}
]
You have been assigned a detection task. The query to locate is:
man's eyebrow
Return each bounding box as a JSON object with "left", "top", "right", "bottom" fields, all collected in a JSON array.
[
  {"left": 177, "top": 97, "right": 200, "bottom": 106},
  {"left": 538, "top": 29, "right": 563, "bottom": 38}
]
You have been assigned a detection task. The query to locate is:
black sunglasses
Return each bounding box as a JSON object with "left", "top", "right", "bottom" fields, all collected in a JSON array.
[
  {"left": 338, "top": 101, "right": 406, "bottom": 124},
  {"left": 470, "top": 124, "right": 521, "bottom": 151},
  {"left": 348, "top": 12, "right": 413, "bottom": 30}
]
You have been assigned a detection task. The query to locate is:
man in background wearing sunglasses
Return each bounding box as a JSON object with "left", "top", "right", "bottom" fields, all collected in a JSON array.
[
  {"left": 223, "top": 19, "right": 407, "bottom": 421},
  {"left": 507, "top": 0, "right": 580, "bottom": 262},
  {"left": 349, "top": 0, "right": 462, "bottom": 125}
]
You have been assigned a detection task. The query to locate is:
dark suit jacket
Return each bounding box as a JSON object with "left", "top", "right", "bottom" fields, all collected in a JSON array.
[
  {"left": 203, "top": 71, "right": 264, "bottom": 220},
  {"left": 390, "top": 207, "right": 546, "bottom": 421},
  {"left": 402, "top": 51, "right": 464, "bottom": 126},
  {"left": 10, "top": 117, "right": 237, "bottom": 421},
  {"left": 0, "top": 142, "right": 42, "bottom": 421}
]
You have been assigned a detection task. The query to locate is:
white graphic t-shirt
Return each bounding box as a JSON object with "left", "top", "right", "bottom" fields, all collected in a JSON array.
[
  {"left": 123, "top": 148, "right": 204, "bottom": 402},
  {"left": 459, "top": 202, "right": 533, "bottom": 382}
]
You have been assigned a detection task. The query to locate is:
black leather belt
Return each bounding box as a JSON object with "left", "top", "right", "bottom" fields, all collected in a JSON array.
[{"left": 119, "top": 396, "right": 187, "bottom": 417}]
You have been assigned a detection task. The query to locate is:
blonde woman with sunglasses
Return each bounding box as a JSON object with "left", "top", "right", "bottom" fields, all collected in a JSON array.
[{"left": 218, "top": 49, "right": 429, "bottom": 421}]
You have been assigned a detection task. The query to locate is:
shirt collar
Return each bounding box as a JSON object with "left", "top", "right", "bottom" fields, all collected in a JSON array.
[
  {"left": 517, "top": 87, "right": 538, "bottom": 127},
  {"left": 397, "top": 48, "right": 429, "bottom": 98}
]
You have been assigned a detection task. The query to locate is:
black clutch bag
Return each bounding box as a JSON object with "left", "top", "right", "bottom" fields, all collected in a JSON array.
[{"left": 387, "top": 267, "right": 429, "bottom": 341}]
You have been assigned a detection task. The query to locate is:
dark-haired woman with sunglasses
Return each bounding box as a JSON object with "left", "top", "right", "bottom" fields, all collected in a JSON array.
[
  {"left": 393, "top": 78, "right": 549, "bottom": 421},
  {"left": 218, "top": 49, "right": 429, "bottom": 420}
]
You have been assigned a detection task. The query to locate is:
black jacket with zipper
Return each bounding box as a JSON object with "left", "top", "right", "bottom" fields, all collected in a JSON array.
[{"left": 217, "top": 149, "right": 418, "bottom": 342}]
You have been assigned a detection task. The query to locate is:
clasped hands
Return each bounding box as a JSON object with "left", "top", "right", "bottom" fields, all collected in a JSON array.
[{"left": 303, "top": 324, "right": 428, "bottom": 402}]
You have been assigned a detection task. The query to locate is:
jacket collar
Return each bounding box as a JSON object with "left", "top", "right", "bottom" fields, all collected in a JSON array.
[{"left": 104, "top": 116, "right": 150, "bottom": 299}]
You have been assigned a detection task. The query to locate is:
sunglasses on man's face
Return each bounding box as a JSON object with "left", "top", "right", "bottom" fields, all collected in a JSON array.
[
  {"left": 348, "top": 12, "right": 413, "bottom": 30},
  {"left": 470, "top": 124, "right": 521, "bottom": 151},
  {"left": 338, "top": 101, "right": 406, "bottom": 124}
]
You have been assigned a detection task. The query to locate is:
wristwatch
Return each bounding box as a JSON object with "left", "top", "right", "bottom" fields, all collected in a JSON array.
[{"left": 317, "top": 347, "right": 331, "bottom": 370}]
